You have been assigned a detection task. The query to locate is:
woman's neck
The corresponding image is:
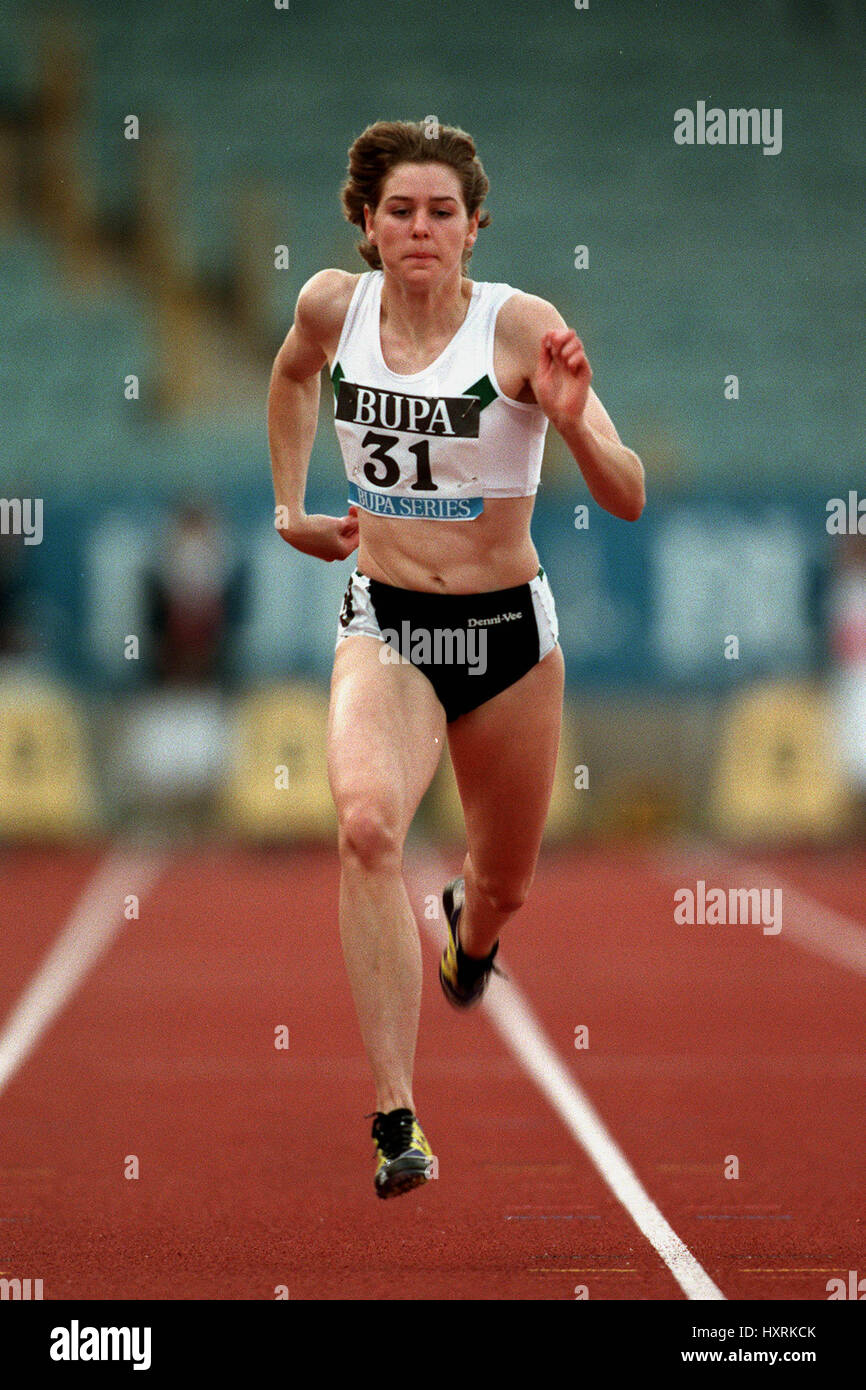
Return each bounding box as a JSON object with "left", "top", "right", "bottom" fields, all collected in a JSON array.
[{"left": 379, "top": 269, "right": 473, "bottom": 344}]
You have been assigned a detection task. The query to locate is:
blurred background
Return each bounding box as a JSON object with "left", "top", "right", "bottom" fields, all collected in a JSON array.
[{"left": 1, "top": 0, "right": 864, "bottom": 848}]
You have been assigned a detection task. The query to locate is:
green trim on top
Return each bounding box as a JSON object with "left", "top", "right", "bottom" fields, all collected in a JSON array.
[
  {"left": 462, "top": 374, "right": 497, "bottom": 411},
  {"left": 331, "top": 361, "right": 344, "bottom": 394}
]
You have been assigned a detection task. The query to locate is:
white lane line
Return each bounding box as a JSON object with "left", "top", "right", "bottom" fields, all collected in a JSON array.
[
  {"left": 657, "top": 840, "right": 866, "bottom": 980},
  {"left": 406, "top": 855, "right": 726, "bottom": 1302},
  {"left": 0, "top": 848, "right": 167, "bottom": 1096}
]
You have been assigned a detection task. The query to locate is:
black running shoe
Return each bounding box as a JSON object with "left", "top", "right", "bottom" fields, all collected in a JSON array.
[
  {"left": 369, "top": 1108, "right": 435, "bottom": 1199},
  {"left": 439, "top": 876, "right": 504, "bottom": 1010}
]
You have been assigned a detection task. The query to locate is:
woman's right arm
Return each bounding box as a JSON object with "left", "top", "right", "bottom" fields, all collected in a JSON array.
[{"left": 268, "top": 270, "right": 360, "bottom": 562}]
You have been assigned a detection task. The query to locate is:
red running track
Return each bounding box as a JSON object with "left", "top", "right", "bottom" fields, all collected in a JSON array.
[{"left": 0, "top": 841, "right": 864, "bottom": 1300}]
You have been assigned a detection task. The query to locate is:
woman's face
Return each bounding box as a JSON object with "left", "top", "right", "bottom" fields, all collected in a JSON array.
[{"left": 363, "top": 162, "right": 480, "bottom": 279}]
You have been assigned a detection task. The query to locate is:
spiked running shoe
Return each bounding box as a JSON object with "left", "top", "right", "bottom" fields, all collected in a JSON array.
[
  {"left": 439, "top": 876, "right": 504, "bottom": 1010},
  {"left": 370, "top": 1109, "right": 435, "bottom": 1199}
]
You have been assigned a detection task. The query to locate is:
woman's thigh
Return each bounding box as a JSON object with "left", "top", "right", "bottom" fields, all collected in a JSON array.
[
  {"left": 446, "top": 644, "right": 565, "bottom": 902},
  {"left": 327, "top": 634, "right": 447, "bottom": 847}
]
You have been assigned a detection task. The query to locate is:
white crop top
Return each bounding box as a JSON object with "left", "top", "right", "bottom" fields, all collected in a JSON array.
[{"left": 330, "top": 270, "right": 548, "bottom": 520}]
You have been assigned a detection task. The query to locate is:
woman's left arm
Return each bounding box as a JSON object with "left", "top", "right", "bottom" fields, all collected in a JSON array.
[{"left": 521, "top": 298, "right": 646, "bottom": 522}]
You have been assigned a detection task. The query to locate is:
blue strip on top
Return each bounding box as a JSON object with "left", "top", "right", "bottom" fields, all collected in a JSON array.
[{"left": 348, "top": 482, "right": 484, "bottom": 520}]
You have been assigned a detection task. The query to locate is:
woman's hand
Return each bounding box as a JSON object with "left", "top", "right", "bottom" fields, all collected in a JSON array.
[
  {"left": 534, "top": 327, "right": 593, "bottom": 432},
  {"left": 278, "top": 506, "right": 360, "bottom": 562}
]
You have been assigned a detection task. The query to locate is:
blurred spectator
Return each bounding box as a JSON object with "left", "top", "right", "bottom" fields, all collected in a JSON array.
[
  {"left": 0, "top": 531, "right": 28, "bottom": 655},
  {"left": 142, "top": 499, "right": 246, "bottom": 688},
  {"left": 115, "top": 499, "right": 247, "bottom": 826},
  {"left": 0, "top": 529, "right": 51, "bottom": 665},
  {"left": 827, "top": 533, "right": 866, "bottom": 823}
]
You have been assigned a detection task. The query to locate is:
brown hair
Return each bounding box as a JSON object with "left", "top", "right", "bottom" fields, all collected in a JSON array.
[{"left": 341, "top": 119, "right": 491, "bottom": 271}]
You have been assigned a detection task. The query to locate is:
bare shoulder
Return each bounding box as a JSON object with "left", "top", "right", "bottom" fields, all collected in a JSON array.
[
  {"left": 295, "top": 268, "right": 363, "bottom": 347},
  {"left": 492, "top": 290, "right": 570, "bottom": 402},
  {"left": 496, "top": 289, "right": 568, "bottom": 348}
]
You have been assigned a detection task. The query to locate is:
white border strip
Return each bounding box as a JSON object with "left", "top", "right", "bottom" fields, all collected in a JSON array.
[
  {"left": 0, "top": 849, "right": 167, "bottom": 1095},
  {"left": 408, "top": 856, "right": 726, "bottom": 1301}
]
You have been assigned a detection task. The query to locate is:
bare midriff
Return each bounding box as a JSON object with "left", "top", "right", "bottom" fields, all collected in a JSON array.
[{"left": 354, "top": 496, "right": 539, "bottom": 593}]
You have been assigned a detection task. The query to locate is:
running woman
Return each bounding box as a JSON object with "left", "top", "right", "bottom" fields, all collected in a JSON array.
[{"left": 268, "top": 120, "right": 645, "bottom": 1199}]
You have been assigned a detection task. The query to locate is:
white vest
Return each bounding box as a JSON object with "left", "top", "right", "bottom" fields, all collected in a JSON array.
[{"left": 331, "top": 270, "right": 548, "bottom": 521}]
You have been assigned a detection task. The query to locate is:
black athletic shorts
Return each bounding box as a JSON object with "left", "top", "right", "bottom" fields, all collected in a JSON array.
[{"left": 335, "top": 566, "right": 559, "bottom": 722}]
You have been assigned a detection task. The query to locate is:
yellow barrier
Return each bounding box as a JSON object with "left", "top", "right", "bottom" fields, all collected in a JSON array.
[
  {"left": 221, "top": 683, "right": 336, "bottom": 839},
  {"left": 0, "top": 679, "right": 96, "bottom": 837},
  {"left": 708, "top": 679, "right": 853, "bottom": 841}
]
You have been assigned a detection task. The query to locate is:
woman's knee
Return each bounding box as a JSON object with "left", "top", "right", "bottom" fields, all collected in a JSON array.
[{"left": 336, "top": 798, "right": 405, "bottom": 871}]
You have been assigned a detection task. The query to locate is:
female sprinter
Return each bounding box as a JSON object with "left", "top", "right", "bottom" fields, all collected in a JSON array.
[{"left": 268, "top": 120, "right": 644, "bottom": 1199}]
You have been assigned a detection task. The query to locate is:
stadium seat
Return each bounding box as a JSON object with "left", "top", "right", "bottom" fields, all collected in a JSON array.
[
  {"left": 708, "top": 680, "right": 853, "bottom": 842},
  {"left": 425, "top": 703, "right": 584, "bottom": 843},
  {"left": 0, "top": 678, "right": 97, "bottom": 837},
  {"left": 221, "top": 683, "right": 335, "bottom": 840}
]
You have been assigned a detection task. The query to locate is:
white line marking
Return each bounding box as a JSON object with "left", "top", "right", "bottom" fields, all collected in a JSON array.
[
  {"left": 407, "top": 855, "right": 726, "bottom": 1301},
  {"left": 658, "top": 840, "right": 866, "bottom": 980},
  {"left": 0, "top": 849, "right": 167, "bottom": 1096}
]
